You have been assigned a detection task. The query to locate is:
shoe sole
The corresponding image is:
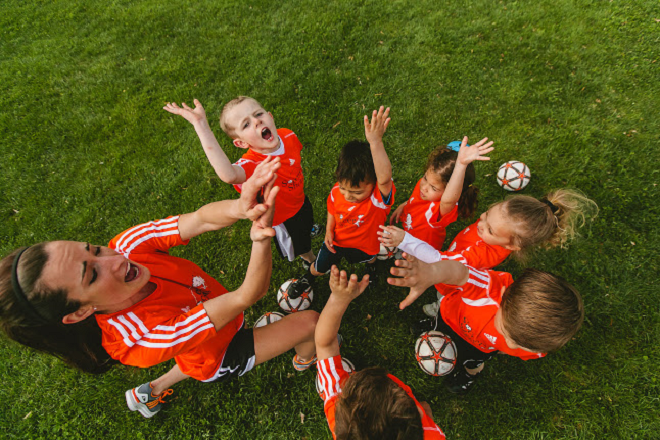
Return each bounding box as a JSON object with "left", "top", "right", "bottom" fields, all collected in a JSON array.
[{"left": 125, "top": 389, "right": 157, "bottom": 419}]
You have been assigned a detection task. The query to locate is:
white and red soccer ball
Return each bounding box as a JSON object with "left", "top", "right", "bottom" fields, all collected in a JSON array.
[
  {"left": 253, "top": 311, "right": 285, "bottom": 328},
  {"left": 377, "top": 244, "right": 396, "bottom": 260},
  {"left": 316, "top": 357, "right": 356, "bottom": 400},
  {"left": 277, "top": 279, "right": 314, "bottom": 313},
  {"left": 497, "top": 161, "right": 531, "bottom": 191},
  {"left": 415, "top": 331, "right": 457, "bottom": 376}
]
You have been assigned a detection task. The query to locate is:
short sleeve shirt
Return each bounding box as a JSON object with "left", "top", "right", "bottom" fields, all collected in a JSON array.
[
  {"left": 327, "top": 182, "right": 396, "bottom": 255},
  {"left": 233, "top": 128, "right": 305, "bottom": 226},
  {"left": 96, "top": 216, "right": 244, "bottom": 381},
  {"left": 401, "top": 179, "right": 459, "bottom": 250},
  {"left": 317, "top": 355, "right": 445, "bottom": 439},
  {"left": 437, "top": 267, "right": 546, "bottom": 360},
  {"left": 444, "top": 220, "right": 511, "bottom": 270}
]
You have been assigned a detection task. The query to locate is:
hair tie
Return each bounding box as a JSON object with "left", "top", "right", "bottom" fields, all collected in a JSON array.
[
  {"left": 11, "top": 247, "right": 49, "bottom": 325},
  {"left": 541, "top": 198, "right": 559, "bottom": 215}
]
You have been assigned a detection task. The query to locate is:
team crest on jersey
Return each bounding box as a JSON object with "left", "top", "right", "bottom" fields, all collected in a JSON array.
[
  {"left": 181, "top": 306, "right": 191, "bottom": 313},
  {"left": 190, "top": 276, "right": 211, "bottom": 303},
  {"left": 404, "top": 214, "right": 413, "bottom": 230},
  {"left": 484, "top": 333, "right": 497, "bottom": 344},
  {"left": 348, "top": 206, "right": 356, "bottom": 212},
  {"left": 448, "top": 242, "right": 457, "bottom": 252},
  {"left": 289, "top": 159, "right": 295, "bottom": 166},
  {"left": 354, "top": 215, "right": 365, "bottom": 227}
]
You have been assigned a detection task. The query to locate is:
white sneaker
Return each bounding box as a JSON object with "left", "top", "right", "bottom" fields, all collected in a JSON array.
[{"left": 422, "top": 301, "right": 440, "bottom": 317}]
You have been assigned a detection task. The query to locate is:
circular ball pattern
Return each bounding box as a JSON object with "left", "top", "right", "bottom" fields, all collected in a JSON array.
[
  {"left": 253, "top": 311, "right": 285, "bottom": 328},
  {"left": 277, "top": 279, "right": 314, "bottom": 313},
  {"left": 497, "top": 160, "right": 531, "bottom": 191},
  {"left": 415, "top": 331, "right": 457, "bottom": 376},
  {"left": 377, "top": 243, "right": 397, "bottom": 260}
]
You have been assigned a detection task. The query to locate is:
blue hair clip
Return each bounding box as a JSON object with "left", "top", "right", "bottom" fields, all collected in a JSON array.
[{"left": 447, "top": 140, "right": 469, "bottom": 152}]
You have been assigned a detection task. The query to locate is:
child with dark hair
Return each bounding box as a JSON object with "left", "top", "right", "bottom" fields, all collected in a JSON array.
[
  {"left": 388, "top": 137, "right": 494, "bottom": 250},
  {"left": 316, "top": 265, "right": 446, "bottom": 439},
  {"left": 284, "top": 107, "right": 395, "bottom": 309},
  {"left": 388, "top": 254, "right": 584, "bottom": 394}
]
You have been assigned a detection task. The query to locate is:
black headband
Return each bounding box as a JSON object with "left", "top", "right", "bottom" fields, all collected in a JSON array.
[
  {"left": 11, "top": 247, "right": 49, "bottom": 325},
  {"left": 541, "top": 199, "right": 559, "bottom": 215}
]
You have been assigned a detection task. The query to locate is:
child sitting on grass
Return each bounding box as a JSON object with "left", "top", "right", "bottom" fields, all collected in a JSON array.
[
  {"left": 316, "top": 265, "right": 447, "bottom": 439},
  {"left": 388, "top": 253, "right": 584, "bottom": 394},
  {"left": 285, "top": 106, "right": 395, "bottom": 302},
  {"left": 388, "top": 136, "right": 494, "bottom": 250},
  {"left": 379, "top": 189, "right": 597, "bottom": 316},
  {"left": 164, "top": 97, "right": 317, "bottom": 268}
]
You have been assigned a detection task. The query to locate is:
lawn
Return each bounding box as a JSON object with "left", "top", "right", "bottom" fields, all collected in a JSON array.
[{"left": 1, "top": 0, "right": 658, "bottom": 438}]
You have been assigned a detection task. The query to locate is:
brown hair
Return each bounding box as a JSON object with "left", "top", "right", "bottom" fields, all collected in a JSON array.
[
  {"left": 219, "top": 96, "right": 263, "bottom": 138},
  {"left": 426, "top": 147, "right": 478, "bottom": 218},
  {"left": 500, "top": 268, "right": 584, "bottom": 353},
  {"left": 499, "top": 189, "right": 598, "bottom": 258},
  {"left": 334, "top": 367, "right": 423, "bottom": 440},
  {"left": 0, "top": 244, "right": 114, "bottom": 374},
  {"left": 335, "top": 140, "right": 377, "bottom": 187}
]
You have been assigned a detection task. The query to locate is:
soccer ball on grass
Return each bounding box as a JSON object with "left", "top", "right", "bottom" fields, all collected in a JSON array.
[
  {"left": 415, "top": 331, "right": 457, "bottom": 376},
  {"left": 277, "top": 279, "right": 314, "bottom": 313},
  {"left": 497, "top": 161, "right": 531, "bottom": 192}
]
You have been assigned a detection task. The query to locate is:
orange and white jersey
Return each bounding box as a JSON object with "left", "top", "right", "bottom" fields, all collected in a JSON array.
[
  {"left": 437, "top": 268, "right": 546, "bottom": 361},
  {"left": 97, "top": 216, "right": 244, "bottom": 381},
  {"left": 401, "top": 179, "right": 458, "bottom": 250},
  {"left": 327, "top": 182, "right": 396, "bottom": 255},
  {"left": 233, "top": 128, "right": 305, "bottom": 226},
  {"left": 444, "top": 220, "right": 511, "bottom": 270},
  {"left": 318, "top": 355, "right": 445, "bottom": 440}
]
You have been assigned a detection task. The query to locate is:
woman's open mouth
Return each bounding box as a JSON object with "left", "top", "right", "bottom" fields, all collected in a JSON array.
[{"left": 125, "top": 262, "right": 140, "bottom": 282}]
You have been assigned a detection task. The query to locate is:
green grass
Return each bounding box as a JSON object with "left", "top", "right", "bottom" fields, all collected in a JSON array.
[{"left": 1, "top": 0, "right": 659, "bottom": 438}]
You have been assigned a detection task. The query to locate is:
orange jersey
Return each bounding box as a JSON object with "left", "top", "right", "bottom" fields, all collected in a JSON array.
[
  {"left": 97, "top": 216, "right": 244, "bottom": 381},
  {"left": 233, "top": 128, "right": 305, "bottom": 226},
  {"left": 317, "top": 355, "right": 445, "bottom": 440},
  {"left": 327, "top": 183, "right": 396, "bottom": 255},
  {"left": 437, "top": 267, "right": 546, "bottom": 361},
  {"left": 444, "top": 220, "right": 511, "bottom": 270},
  {"left": 401, "top": 179, "right": 459, "bottom": 250}
]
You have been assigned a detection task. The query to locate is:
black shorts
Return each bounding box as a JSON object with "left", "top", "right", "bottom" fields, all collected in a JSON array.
[
  {"left": 315, "top": 242, "right": 376, "bottom": 274},
  {"left": 273, "top": 196, "right": 314, "bottom": 261},
  {"left": 435, "top": 312, "right": 497, "bottom": 370},
  {"left": 202, "top": 325, "right": 256, "bottom": 383}
]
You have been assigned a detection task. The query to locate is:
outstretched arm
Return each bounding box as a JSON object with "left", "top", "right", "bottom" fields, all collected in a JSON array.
[
  {"left": 316, "top": 266, "right": 370, "bottom": 360},
  {"left": 164, "top": 99, "right": 246, "bottom": 184},
  {"left": 364, "top": 106, "right": 393, "bottom": 197},
  {"left": 178, "top": 156, "right": 281, "bottom": 241},
  {"left": 387, "top": 253, "right": 468, "bottom": 310},
  {"left": 440, "top": 136, "right": 494, "bottom": 216}
]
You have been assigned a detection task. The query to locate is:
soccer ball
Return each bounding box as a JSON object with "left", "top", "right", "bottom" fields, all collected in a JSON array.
[
  {"left": 253, "top": 311, "right": 285, "bottom": 328},
  {"left": 415, "top": 331, "right": 457, "bottom": 376},
  {"left": 316, "top": 357, "right": 356, "bottom": 400},
  {"left": 497, "top": 161, "right": 531, "bottom": 191},
  {"left": 377, "top": 243, "right": 397, "bottom": 260},
  {"left": 277, "top": 279, "right": 314, "bottom": 313}
]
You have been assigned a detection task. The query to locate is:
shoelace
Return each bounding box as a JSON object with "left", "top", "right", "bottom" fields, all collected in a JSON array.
[{"left": 146, "top": 388, "right": 174, "bottom": 409}]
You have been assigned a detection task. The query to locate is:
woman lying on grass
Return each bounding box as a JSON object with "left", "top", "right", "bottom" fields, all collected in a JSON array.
[{"left": 0, "top": 157, "right": 319, "bottom": 418}]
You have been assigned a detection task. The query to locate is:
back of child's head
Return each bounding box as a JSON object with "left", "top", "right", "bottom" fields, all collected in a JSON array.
[
  {"left": 426, "top": 147, "right": 478, "bottom": 218},
  {"left": 334, "top": 367, "right": 423, "bottom": 440},
  {"left": 219, "top": 96, "right": 263, "bottom": 138},
  {"left": 335, "top": 140, "right": 377, "bottom": 187},
  {"left": 501, "top": 268, "right": 583, "bottom": 353},
  {"left": 500, "top": 188, "right": 598, "bottom": 256}
]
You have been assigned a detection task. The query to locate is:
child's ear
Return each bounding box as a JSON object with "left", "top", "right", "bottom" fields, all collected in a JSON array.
[
  {"left": 62, "top": 306, "right": 95, "bottom": 325},
  {"left": 503, "top": 243, "right": 521, "bottom": 251},
  {"left": 233, "top": 139, "right": 251, "bottom": 150}
]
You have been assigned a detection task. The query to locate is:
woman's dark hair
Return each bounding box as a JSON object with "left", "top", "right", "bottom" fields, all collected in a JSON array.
[
  {"left": 335, "top": 140, "right": 377, "bottom": 187},
  {"left": 334, "top": 367, "right": 423, "bottom": 440},
  {"left": 0, "top": 244, "right": 113, "bottom": 374},
  {"left": 426, "top": 147, "right": 478, "bottom": 218}
]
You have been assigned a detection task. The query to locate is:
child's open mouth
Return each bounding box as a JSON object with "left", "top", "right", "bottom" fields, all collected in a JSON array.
[{"left": 261, "top": 127, "right": 274, "bottom": 142}]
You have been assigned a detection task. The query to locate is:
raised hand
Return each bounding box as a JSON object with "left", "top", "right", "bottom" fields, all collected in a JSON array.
[
  {"left": 387, "top": 253, "right": 435, "bottom": 310},
  {"left": 456, "top": 136, "right": 494, "bottom": 166},
  {"left": 364, "top": 106, "right": 391, "bottom": 144},
  {"left": 249, "top": 185, "right": 279, "bottom": 242},
  {"left": 329, "top": 265, "right": 370, "bottom": 302},
  {"left": 163, "top": 99, "right": 208, "bottom": 126},
  {"left": 239, "top": 156, "right": 281, "bottom": 221},
  {"left": 378, "top": 225, "right": 405, "bottom": 248}
]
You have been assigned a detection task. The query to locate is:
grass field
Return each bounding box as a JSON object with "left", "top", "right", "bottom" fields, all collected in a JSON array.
[{"left": 1, "top": 0, "right": 659, "bottom": 438}]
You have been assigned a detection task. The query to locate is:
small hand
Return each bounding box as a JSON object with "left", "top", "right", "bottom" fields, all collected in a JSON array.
[
  {"left": 378, "top": 225, "right": 405, "bottom": 248},
  {"left": 456, "top": 136, "right": 494, "bottom": 166},
  {"left": 364, "top": 106, "right": 391, "bottom": 144},
  {"left": 387, "top": 253, "right": 434, "bottom": 310},
  {"left": 239, "top": 156, "right": 281, "bottom": 221},
  {"left": 328, "top": 265, "right": 370, "bottom": 302},
  {"left": 324, "top": 229, "right": 337, "bottom": 254},
  {"left": 163, "top": 99, "right": 208, "bottom": 126},
  {"left": 249, "top": 186, "right": 279, "bottom": 242},
  {"left": 389, "top": 202, "right": 406, "bottom": 225}
]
